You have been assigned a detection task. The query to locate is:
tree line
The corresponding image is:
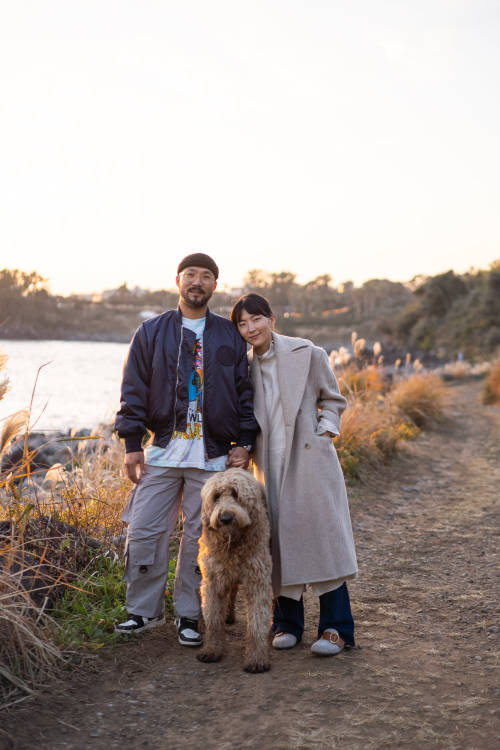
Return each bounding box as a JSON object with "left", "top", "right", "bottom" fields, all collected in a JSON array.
[{"left": 1, "top": 263, "right": 499, "bottom": 358}]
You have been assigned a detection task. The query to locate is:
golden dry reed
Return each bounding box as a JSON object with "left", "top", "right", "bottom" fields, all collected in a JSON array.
[{"left": 481, "top": 359, "right": 500, "bottom": 404}]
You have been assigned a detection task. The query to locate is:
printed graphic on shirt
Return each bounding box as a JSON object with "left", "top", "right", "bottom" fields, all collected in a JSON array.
[
  {"left": 169, "top": 337, "right": 204, "bottom": 457},
  {"left": 171, "top": 337, "right": 203, "bottom": 446},
  {"left": 144, "top": 320, "right": 227, "bottom": 471}
]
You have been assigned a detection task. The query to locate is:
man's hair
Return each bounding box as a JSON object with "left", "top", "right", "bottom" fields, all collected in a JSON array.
[{"left": 177, "top": 253, "right": 219, "bottom": 279}]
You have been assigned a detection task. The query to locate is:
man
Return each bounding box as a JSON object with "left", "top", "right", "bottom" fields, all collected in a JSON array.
[{"left": 114, "top": 253, "right": 258, "bottom": 646}]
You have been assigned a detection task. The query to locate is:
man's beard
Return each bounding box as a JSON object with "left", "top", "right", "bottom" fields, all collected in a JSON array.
[{"left": 181, "top": 287, "right": 213, "bottom": 309}]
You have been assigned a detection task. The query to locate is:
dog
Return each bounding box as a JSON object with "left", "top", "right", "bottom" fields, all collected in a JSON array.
[{"left": 197, "top": 468, "right": 272, "bottom": 673}]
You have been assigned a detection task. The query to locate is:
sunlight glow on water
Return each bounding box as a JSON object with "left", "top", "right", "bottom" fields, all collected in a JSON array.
[{"left": 0, "top": 340, "right": 129, "bottom": 433}]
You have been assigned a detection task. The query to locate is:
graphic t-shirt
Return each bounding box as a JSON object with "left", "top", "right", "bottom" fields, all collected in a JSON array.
[{"left": 144, "top": 316, "right": 227, "bottom": 471}]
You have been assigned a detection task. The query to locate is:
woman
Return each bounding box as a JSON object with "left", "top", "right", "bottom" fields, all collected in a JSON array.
[{"left": 230, "top": 293, "right": 358, "bottom": 656}]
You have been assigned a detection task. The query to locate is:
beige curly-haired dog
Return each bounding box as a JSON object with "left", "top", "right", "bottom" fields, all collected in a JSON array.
[{"left": 197, "top": 468, "right": 272, "bottom": 673}]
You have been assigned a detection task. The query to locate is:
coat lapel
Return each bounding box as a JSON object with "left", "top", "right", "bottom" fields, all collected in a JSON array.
[
  {"left": 274, "top": 334, "right": 311, "bottom": 431},
  {"left": 273, "top": 334, "right": 311, "bottom": 486}
]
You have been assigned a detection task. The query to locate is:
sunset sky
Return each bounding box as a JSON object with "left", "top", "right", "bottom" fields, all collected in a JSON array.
[{"left": 1, "top": 1, "right": 499, "bottom": 294}]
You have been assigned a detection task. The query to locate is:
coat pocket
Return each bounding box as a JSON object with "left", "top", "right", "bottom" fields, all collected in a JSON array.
[{"left": 124, "top": 538, "right": 157, "bottom": 582}]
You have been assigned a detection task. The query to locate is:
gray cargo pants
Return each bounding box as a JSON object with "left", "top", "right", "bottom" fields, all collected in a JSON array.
[{"left": 122, "top": 465, "right": 218, "bottom": 620}]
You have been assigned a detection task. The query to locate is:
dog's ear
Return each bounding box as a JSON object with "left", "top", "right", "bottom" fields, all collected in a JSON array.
[{"left": 200, "top": 480, "right": 214, "bottom": 526}]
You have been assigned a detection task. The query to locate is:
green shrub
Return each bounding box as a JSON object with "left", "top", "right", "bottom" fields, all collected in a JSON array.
[{"left": 53, "top": 554, "right": 176, "bottom": 650}]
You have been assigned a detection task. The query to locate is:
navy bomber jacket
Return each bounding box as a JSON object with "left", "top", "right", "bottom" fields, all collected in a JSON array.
[{"left": 115, "top": 307, "right": 259, "bottom": 456}]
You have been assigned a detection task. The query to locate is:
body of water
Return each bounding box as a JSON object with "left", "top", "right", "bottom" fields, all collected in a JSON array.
[{"left": 0, "top": 340, "right": 130, "bottom": 432}]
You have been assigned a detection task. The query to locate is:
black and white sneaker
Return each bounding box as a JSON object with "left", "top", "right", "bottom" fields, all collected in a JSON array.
[
  {"left": 115, "top": 613, "right": 165, "bottom": 634},
  {"left": 175, "top": 616, "right": 202, "bottom": 647}
]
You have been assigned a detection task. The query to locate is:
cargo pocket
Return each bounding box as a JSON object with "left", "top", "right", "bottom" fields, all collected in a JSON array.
[{"left": 124, "top": 538, "right": 157, "bottom": 583}]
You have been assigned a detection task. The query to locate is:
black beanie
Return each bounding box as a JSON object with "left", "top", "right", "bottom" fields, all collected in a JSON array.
[{"left": 177, "top": 253, "right": 219, "bottom": 279}]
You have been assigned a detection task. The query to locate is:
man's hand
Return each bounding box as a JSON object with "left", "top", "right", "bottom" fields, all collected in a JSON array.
[
  {"left": 227, "top": 446, "right": 250, "bottom": 470},
  {"left": 124, "top": 451, "right": 145, "bottom": 484}
]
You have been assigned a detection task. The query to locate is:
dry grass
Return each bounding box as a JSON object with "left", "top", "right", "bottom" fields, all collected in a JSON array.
[
  {"left": 337, "top": 365, "right": 386, "bottom": 400},
  {"left": 0, "top": 412, "right": 129, "bottom": 708},
  {"left": 335, "top": 395, "right": 418, "bottom": 480},
  {"left": 390, "top": 373, "right": 448, "bottom": 428},
  {"left": 0, "top": 521, "right": 68, "bottom": 710},
  {"left": 334, "top": 369, "right": 448, "bottom": 480},
  {"left": 0, "top": 583, "right": 64, "bottom": 710},
  {"left": 481, "top": 359, "right": 500, "bottom": 404}
]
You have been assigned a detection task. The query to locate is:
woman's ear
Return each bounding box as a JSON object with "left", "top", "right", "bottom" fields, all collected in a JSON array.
[{"left": 270, "top": 315, "right": 277, "bottom": 330}]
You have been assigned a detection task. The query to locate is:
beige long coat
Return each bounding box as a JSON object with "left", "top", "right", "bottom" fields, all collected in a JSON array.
[{"left": 250, "top": 332, "right": 358, "bottom": 595}]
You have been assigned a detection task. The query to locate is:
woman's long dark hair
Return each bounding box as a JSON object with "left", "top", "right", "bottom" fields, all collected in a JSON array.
[{"left": 230, "top": 293, "right": 274, "bottom": 325}]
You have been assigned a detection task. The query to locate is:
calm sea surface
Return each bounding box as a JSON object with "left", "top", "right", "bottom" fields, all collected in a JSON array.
[{"left": 0, "top": 340, "right": 130, "bottom": 433}]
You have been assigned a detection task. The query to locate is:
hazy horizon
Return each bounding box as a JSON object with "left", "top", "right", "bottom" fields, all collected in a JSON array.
[{"left": 8, "top": 255, "right": 498, "bottom": 298}]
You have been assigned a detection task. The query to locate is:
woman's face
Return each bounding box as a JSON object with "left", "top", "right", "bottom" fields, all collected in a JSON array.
[{"left": 236, "top": 308, "right": 275, "bottom": 354}]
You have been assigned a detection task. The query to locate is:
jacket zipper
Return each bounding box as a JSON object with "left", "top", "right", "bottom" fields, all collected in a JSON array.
[
  {"left": 201, "top": 328, "right": 208, "bottom": 459},
  {"left": 171, "top": 325, "right": 184, "bottom": 435}
]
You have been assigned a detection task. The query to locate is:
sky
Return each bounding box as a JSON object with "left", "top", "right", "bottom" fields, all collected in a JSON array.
[{"left": 1, "top": 0, "right": 499, "bottom": 295}]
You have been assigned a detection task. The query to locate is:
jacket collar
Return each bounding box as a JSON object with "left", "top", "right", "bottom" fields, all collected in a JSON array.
[{"left": 175, "top": 306, "right": 213, "bottom": 327}]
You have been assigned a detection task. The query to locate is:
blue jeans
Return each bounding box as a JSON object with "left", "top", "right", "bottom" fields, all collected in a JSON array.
[{"left": 273, "top": 583, "right": 355, "bottom": 646}]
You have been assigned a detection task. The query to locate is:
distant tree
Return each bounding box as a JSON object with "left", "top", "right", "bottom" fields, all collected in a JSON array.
[
  {"left": 414, "top": 271, "right": 467, "bottom": 317},
  {"left": 353, "top": 279, "right": 410, "bottom": 317},
  {"left": 267, "top": 271, "right": 297, "bottom": 310},
  {"left": 293, "top": 274, "right": 339, "bottom": 315},
  {"left": 107, "top": 283, "right": 136, "bottom": 304},
  {"left": 242, "top": 269, "right": 269, "bottom": 292},
  {"left": 0, "top": 269, "right": 55, "bottom": 335}
]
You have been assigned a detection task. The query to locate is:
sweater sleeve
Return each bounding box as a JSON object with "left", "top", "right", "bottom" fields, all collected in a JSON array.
[{"left": 313, "top": 347, "right": 347, "bottom": 436}]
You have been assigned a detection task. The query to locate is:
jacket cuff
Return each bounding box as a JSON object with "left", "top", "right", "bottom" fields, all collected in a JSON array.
[
  {"left": 236, "top": 430, "right": 258, "bottom": 449},
  {"left": 124, "top": 435, "right": 144, "bottom": 453}
]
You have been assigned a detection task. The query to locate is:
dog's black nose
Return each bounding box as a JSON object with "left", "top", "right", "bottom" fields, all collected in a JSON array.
[{"left": 220, "top": 512, "right": 233, "bottom": 525}]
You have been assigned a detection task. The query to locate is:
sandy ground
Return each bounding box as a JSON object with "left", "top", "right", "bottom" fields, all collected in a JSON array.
[{"left": 2, "top": 380, "right": 499, "bottom": 750}]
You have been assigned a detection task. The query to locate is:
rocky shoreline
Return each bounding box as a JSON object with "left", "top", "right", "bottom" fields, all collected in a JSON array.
[{"left": 0, "top": 426, "right": 111, "bottom": 494}]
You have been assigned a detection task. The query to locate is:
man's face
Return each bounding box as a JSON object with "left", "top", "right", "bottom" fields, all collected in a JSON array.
[{"left": 176, "top": 266, "right": 217, "bottom": 309}]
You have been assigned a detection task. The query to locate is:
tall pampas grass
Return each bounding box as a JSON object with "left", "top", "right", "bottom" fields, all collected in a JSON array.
[
  {"left": 390, "top": 373, "right": 447, "bottom": 428},
  {"left": 337, "top": 365, "right": 386, "bottom": 400},
  {"left": 481, "top": 359, "right": 500, "bottom": 404}
]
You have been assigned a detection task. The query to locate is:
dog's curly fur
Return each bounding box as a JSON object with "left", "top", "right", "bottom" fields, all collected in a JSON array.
[{"left": 197, "top": 468, "right": 272, "bottom": 673}]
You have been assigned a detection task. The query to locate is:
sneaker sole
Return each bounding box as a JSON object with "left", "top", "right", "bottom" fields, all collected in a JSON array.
[
  {"left": 115, "top": 616, "right": 166, "bottom": 634},
  {"left": 310, "top": 644, "right": 344, "bottom": 656},
  {"left": 178, "top": 636, "right": 203, "bottom": 647}
]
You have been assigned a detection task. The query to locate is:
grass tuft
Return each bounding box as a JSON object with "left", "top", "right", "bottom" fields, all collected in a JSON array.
[
  {"left": 53, "top": 555, "right": 176, "bottom": 650},
  {"left": 338, "top": 365, "right": 386, "bottom": 400},
  {"left": 481, "top": 359, "right": 500, "bottom": 404},
  {"left": 390, "top": 373, "right": 448, "bottom": 428}
]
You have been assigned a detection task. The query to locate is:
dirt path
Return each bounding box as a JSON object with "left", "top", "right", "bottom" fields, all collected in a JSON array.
[{"left": 3, "top": 381, "right": 499, "bottom": 750}]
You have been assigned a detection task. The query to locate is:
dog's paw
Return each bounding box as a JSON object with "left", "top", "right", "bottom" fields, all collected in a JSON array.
[
  {"left": 243, "top": 661, "right": 271, "bottom": 673},
  {"left": 197, "top": 650, "right": 223, "bottom": 663}
]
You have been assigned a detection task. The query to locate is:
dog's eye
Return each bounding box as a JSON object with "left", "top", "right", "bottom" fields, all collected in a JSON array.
[
  {"left": 230, "top": 488, "right": 237, "bottom": 498},
  {"left": 213, "top": 493, "right": 220, "bottom": 502}
]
